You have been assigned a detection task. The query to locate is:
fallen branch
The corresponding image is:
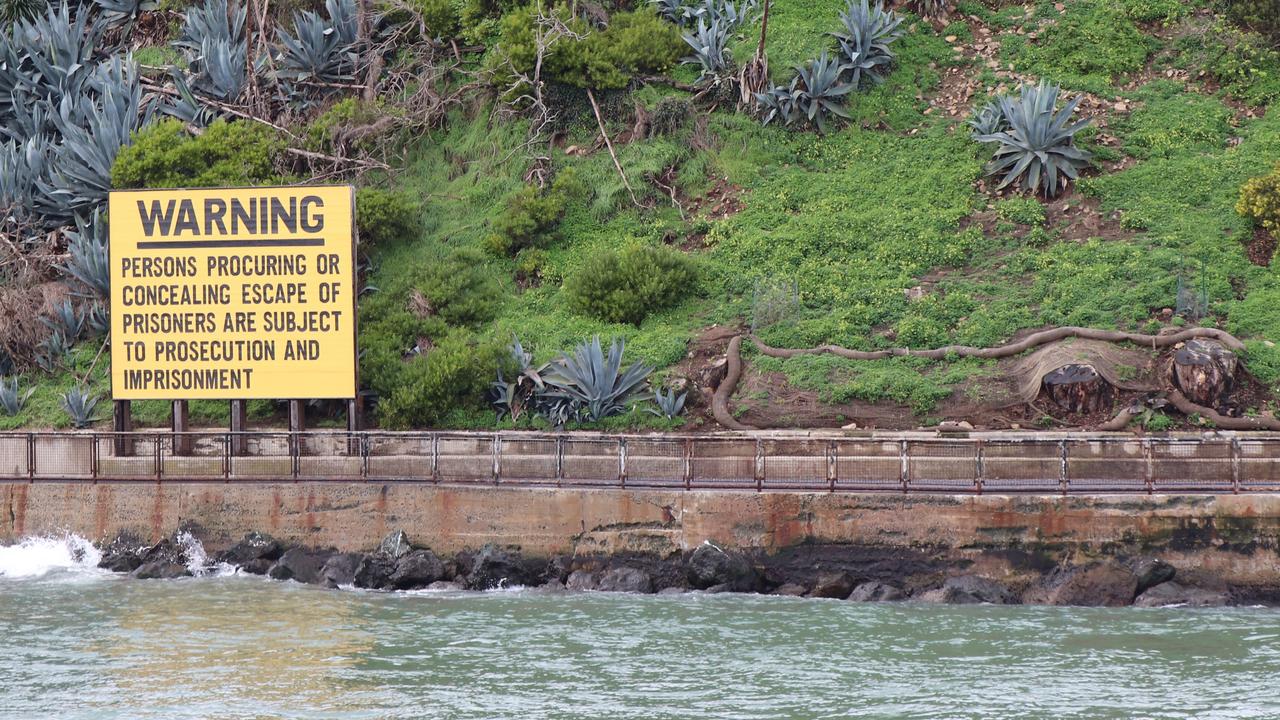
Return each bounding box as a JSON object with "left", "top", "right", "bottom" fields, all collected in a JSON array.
[
  {"left": 1095, "top": 407, "right": 1138, "bottom": 432},
  {"left": 1167, "top": 390, "right": 1280, "bottom": 431},
  {"left": 587, "top": 88, "right": 640, "bottom": 208}
]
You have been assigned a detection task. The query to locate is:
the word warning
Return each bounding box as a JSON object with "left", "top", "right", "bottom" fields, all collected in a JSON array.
[{"left": 109, "top": 186, "right": 357, "bottom": 400}]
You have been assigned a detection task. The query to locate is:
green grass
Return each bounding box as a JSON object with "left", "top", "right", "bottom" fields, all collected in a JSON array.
[{"left": 1002, "top": 0, "right": 1157, "bottom": 95}]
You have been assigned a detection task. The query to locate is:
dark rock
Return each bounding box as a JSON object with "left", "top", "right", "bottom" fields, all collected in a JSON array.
[
  {"left": 772, "top": 583, "right": 808, "bottom": 597},
  {"left": 131, "top": 560, "right": 191, "bottom": 580},
  {"left": 388, "top": 549, "right": 446, "bottom": 590},
  {"left": 1027, "top": 563, "right": 1138, "bottom": 607},
  {"left": 566, "top": 570, "right": 598, "bottom": 591},
  {"left": 809, "top": 571, "right": 855, "bottom": 599},
  {"left": 687, "top": 542, "right": 757, "bottom": 591},
  {"left": 321, "top": 553, "right": 363, "bottom": 588},
  {"left": 917, "top": 575, "right": 1015, "bottom": 604},
  {"left": 219, "top": 532, "right": 285, "bottom": 566},
  {"left": 703, "top": 583, "right": 733, "bottom": 594},
  {"left": 353, "top": 553, "right": 397, "bottom": 589},
  {"left": 1128, "top": 557, "right": 1176, "bottom": 595},
  {"left": 847, "top": 581, "right": 906, "bottom": 602},
  {"left": 467, "top": 545, "right": 537, "bottom": 590},
  {"left": 529, "top": 580, "right": 567, "bottom": 595},
  {"left": 267, "top": 547, "right": 336, "bottom": 585},
  {"left": 597, "top": 567, "right": 654, "bottom": 594},
  {"left": 657, "top": 586, "right": 688, "bottom": 595},
  {"left": 97, "top": 532, "right": 146, "bottom": 573},
  {"left": 1134, "top": 582, "right": 1229, "bottom": 608},
  {"left": 425, "top": 580, "right": 465, "bottom": 591},
  {"left": 378, "top": 530, "right": 413, "bottom": 560},
  {"left": 240, "top": 558, "right": 274, "bottom": 575},
  {"left": 545, "top": 555, "right": 574, "bottom": 584}
]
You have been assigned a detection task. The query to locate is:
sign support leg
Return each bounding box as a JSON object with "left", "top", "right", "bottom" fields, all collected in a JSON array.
[
  {"left": 346, "top": 396, "right": 362, "bottom": 456},
  {"left": 113, "top": 400, "right": 133, "bottom": 457},
  {"left": 229, "top": 400, "right": 248, "bottom": 456},
  {"left": 171, "top": 400, "right": 191, "bottom": 456}
]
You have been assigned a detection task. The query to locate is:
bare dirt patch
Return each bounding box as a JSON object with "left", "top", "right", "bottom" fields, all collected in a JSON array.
[{"left": 1247, "top": 227, "right": 1276, "bottom": 267}]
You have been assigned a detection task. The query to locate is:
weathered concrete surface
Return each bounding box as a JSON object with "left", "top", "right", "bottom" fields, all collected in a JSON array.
[{"left": 4, "top": 483, "right": 1280, "bottom": 586}]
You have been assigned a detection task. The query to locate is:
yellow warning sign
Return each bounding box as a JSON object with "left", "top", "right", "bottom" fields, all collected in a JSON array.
[{"left": 108, "top": 186, "right": 357, "bottom": 400}]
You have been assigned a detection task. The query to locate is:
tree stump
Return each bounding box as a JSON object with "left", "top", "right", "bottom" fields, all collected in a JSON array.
[
  {"left": 1043, "top": 364, "right": 1113, "bottom": 414},
  {"left": 1171, "top": 338, "right": 1237, "bottom": 410}
]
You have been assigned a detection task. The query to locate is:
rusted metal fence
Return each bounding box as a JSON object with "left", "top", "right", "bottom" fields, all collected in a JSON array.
[{"left": 2, "top": 431, "right": 1279, "bottom": 494}]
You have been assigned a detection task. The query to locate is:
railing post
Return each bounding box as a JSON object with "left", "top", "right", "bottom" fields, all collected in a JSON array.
[
  {"left": 91, "top": 432, "right": 99, "bottom": 482},
  {"left": 974, "top": 439, "right": 984, "bottom": 495},
  {"left": 1059, "top": 439, "right": 1069, "bottom": 496},
  {"left": 154, "top": 436, "right": 162, "bottom": 482},
  {"left": 360, "top": 435, "right": 370, "bottom": 481},
  {"left": 555, "top": 436, "right": 565, "bottom": 488},
  {"left": 229, "top": 400, "right": 248, "bottom": 457},
  {"left": 1143, "top": 438, "right": 1154, "bottom": 495},
  {"left": 223, "top": 432, "right": 231, "bottom": 481},
  {"left": 112, "top": 400, "right": 134, "bottom": 457},
  {"left": 492, "top": 434, "right": 501, "bottom": 485},
  {"left": 899, "top": 439, "right": 909, "bottom": 494},
  {"left": 27, "top": 432, "right": 34, "bottom": 481},
  {"left": 431, "top": 434, "right": 440, "bottom": 483},
  {"left": 171, "top": 400, "right": 191, "bottom": 457},
  {"left": 1231, "top": 437, "right": 1242, "bottom": 494},
  {"left": 619, "top": 438, "right": 627, "bottom": 488},
  {"left": 827, "top": 440, "right": 836, "bottom": 493},
  {"left": 754, "top": 439, "right": 763, "bottom": 492},
  {"left": 683, "top": 438, "right": 693, "bottom": 490}
]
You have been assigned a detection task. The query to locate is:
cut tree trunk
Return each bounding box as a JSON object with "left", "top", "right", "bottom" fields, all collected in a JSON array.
[
  {"left": 1043, "top": 364, "right": 1113, "bottom": 414},
  {"left": 1171, "top": 338, "right": 1238, "bottom": 411}
]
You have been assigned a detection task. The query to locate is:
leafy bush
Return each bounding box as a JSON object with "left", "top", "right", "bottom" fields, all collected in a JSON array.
[
  {"left": 1219, "top": 0, "right": 1280, "bottom": 44},
  {"left": 112, "top": 118, "right": 283, "bottom": 188},
  {"left": 1116, "top": 0, "right": 1189, "bottom": 23},
  {"left": 1238, "top": 164, "right": 1280, "bottom": 236},
  {"left": 1178, "top": 20, "right": 1280, "bottom": 106},
  {"left": 357, "top": 188, "right": 420, "bottom": 248},
  {"left": 409, "top": 247, "right": 503, "bottom": 326},
  {"left": 974, "top": 81, "right": 1093, "bottom": 198},
  {"left": 413, "top": 0, "right": 460, "bottom": 37},
  {"left": 378, "top": 331, "right": 504, "bottom": 428},
  {"left": 495, "top": 6, "right": 684, "bottom": 90},
  {"left": 486, "top": 168, "right": 583, "bottom": 255},
  {"left": 565, "top": 244, "right": 698, "bottom": 325}
]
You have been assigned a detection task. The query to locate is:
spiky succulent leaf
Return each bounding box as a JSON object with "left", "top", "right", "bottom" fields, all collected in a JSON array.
[
  {"left": 967, "top": 99, "right": 1008, "bottom": 139},
  {"left": 61, "top": 386, "right": 100, "bottom": 428},
  {"left": 541, "top": 336, "right": 653, "bottom": 423},
  {"left": 95, "top": 0, "right": 158, "bottom": 26},
  {"left": 755, "top": 76, "right": 802, "bottom": 127},
  {"left": 0, "top": 376, "right": 34, "bottom": 415},
  {"left": 830, "top": 0, "right": 903, "bottom": 88},
  {"left": 681, "top": 18, "right": 732, "bottom": 77},
  {"left": 974, "top": 81, "right": 1094, "bottom": 198},
  {"left": 793, "top": 51, "right": 854, "bottom": 133},
  {"left": 62, "top": 210, "right": 110, "bottom": 299},
  {"left": 648, "top": 387, "right": 687, "bottom": 418}
]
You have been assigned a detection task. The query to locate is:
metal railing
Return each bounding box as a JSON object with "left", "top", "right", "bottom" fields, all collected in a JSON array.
[{"left": 2, "top": 430, "right": 1279, "bottom": 494}]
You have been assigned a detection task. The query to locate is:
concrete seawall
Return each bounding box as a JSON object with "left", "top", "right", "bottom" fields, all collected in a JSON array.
[{"left": 5, "top": 482, "right": 1280, "bottom": 587}]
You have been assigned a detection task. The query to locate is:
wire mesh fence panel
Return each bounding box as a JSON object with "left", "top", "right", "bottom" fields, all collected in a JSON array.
[
  {"left": 97, "top": 435, "right": 162, "bottom": 478},
  {"left": 298, "top": 446, "right": 363, "bottom": 480},
  {"left": 834, "top": 440, "right": 903, "bottom": 491},
  {"left": 979, "top": 441, "right": 1063, "bottom": 493},
  {"left": 497, "top": 436, "right": 558, "bottom": 483},
  {"left": 1150, "top": 440, "right": 1234, "bottom": 492},
  {"left": 906, "top": 441, "right": 978, "bottom": 493},
  {"left": 762, "top": 438, "right": 829, "bottom": 490},
  {"left": 626, "top": 438, "right": 687, "bottom": 488},
  {"left": 1064, "top": 440, "right": 1148, "bottom": 492},
  {"left": 30, "top": 435, "right": 94, "bottom": 479},
  {"left": 0, "top": 436, "right": 27, "bottom": 476},
  {"left": 365, "top": 434, "right": 432, "bottom": 480},
  {"left": 1238, "top": 440, "right": 1280, "bottom": 491},
  {"left": 690, "top": 438, "right": 755, "bottom": 488},
  {"left": 561, "top": 438, "right": 620, "bottom": 486},
  {"left": 436, "top": 435, "right": 496, "bottom": 483},
  {"left": 229, "top": 433, "right": 295, "bottom": 479},
  {"left": 161, "top": 434, "right": 226, "bottom": 479}
]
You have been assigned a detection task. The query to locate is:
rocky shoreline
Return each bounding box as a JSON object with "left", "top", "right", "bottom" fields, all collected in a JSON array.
[{"left": 90, "top": 527, "right": 1268, "bottom": 609}]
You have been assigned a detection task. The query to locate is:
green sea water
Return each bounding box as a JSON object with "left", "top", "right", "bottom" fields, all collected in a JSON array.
[{"left": 2, "top": 537, "right": 1279, "bottom": 720}]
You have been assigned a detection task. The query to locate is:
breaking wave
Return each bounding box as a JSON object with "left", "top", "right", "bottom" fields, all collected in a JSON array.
[{"left": 0, "top": 534, "right": 103, "bottom": 579}]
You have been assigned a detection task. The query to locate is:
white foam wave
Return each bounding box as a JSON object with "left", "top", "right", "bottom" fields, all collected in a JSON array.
[
  {"left": 0, "top": 534, "right": 103, "bottom": 579},
  {"left": 175, "top": 531, "right": 235, "bottom": 577}
]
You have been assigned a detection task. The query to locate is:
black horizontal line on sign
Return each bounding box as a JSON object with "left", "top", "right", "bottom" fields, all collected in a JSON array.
[{"left": 136, "top": 238, "right": 326, "bottom": 250}]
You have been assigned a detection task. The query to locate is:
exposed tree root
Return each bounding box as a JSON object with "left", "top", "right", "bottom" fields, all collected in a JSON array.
[
  {"left": 712, "top": 335, "right": 756, "bottom": 431},
  {"left": 708, "top": 326, "right": 1270, "bottom": 432}
]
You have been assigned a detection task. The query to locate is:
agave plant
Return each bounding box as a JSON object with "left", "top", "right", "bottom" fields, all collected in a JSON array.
[
  {"left": 95, "top": 0, "right": 158, "bottom": 26},
  {"left": 831, "top": 0, "right": 903, "bottom": 89},
  {"left": 85, "top": 302, "right": 108, "bottom": 336},
  {"left": 61, "top": 386, "right": 100, "bottom": 428},
  {"left": 0, "top": 0, "right": 45, "bottom": 23},
  {"left": 63, "top": 212, "right": 110, "bottom": 299},
  {"left": 41, "top": 299, "right": 84, "bottom": 341},
  {"left": 682, "top": 0, "right": 756, "bottom": 31},
  {"left": 648, "top": 387, "right": 687, "bottom": 419},
  {"left": 541, "top": 337, "right": 653, "bottom": 424},
  {"left": 793, "top": 52, "right": 854, "bottom": 133},
  {"left": 0, "top": 377, "right": 35, "bottom": 416},
  {"left": 36, "top": 331, "right": 71, "bottom": 372},
  {"left": 490, "top": 338, "right": 548, "bottom": 422},
  {"left": 755, "top": 77, "right": 801, "bottom": 126},
  {"left": 650, "top": 0, "right": 689, "bottom": 23},
  {"left": 175, "top": 0, "right": 249, "bottom": 107},
  {"left": 682, "top": 19, "right": 732, "bottom": 77},
  {"left": 276, "top": 5, "right": 355, "bottom": 85},
  {"left": 974, "top": 81, "right": 1094, "bottom": 198},
  {"left": 967, "top": 99, "right": 1008, "bottom": 140}
]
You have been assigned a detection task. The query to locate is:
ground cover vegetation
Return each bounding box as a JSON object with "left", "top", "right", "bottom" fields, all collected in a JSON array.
[{"left": 1, "top": 0, "right": 1278, "bottom": 431}]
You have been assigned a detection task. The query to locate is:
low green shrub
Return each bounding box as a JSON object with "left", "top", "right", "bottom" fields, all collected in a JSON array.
[
  {"left": 486, "top": 168, "right": 583, "bottom": 256},
  {"left": 994, "top": 197, "right": 1046, "bottom": 226},
  {"left": 565, "top": 244, "right": 698, "bottom": 325},
  {"left": 412, "top": 0, "right": 460, "bottom": 37},
  {"left": 1238, "top": 163, "right": 1280, "bottom": 236},
  {"left": 1220, "top": 0, "right": 1280, "bottom": 45},
  {"left": 409, "top": 247, "right": 504, "bottom": 327},
  {"left": 112, "top": 119, "right": 284, "bottom": 189},
  {"left": 1116, "top": 0, "right": 1190, "bottom": 24},
  {"left": 378, "top": 331, "right": 505, "bottom": 428},
  {"left": 357, "top": 188, "right": 421, "bottom": 248},
  {"left": 493, "top": 6, "right": 684, "bottom": 90},
  {"left": 1178, "top": 20, "right": 1280, "bottom": 106},
  {"left": 1118, "top": 82, "right": 1233, "bottom": 158},
  {"left": 1003, "top": 0, "right": 1155, "bottom": 93}
]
